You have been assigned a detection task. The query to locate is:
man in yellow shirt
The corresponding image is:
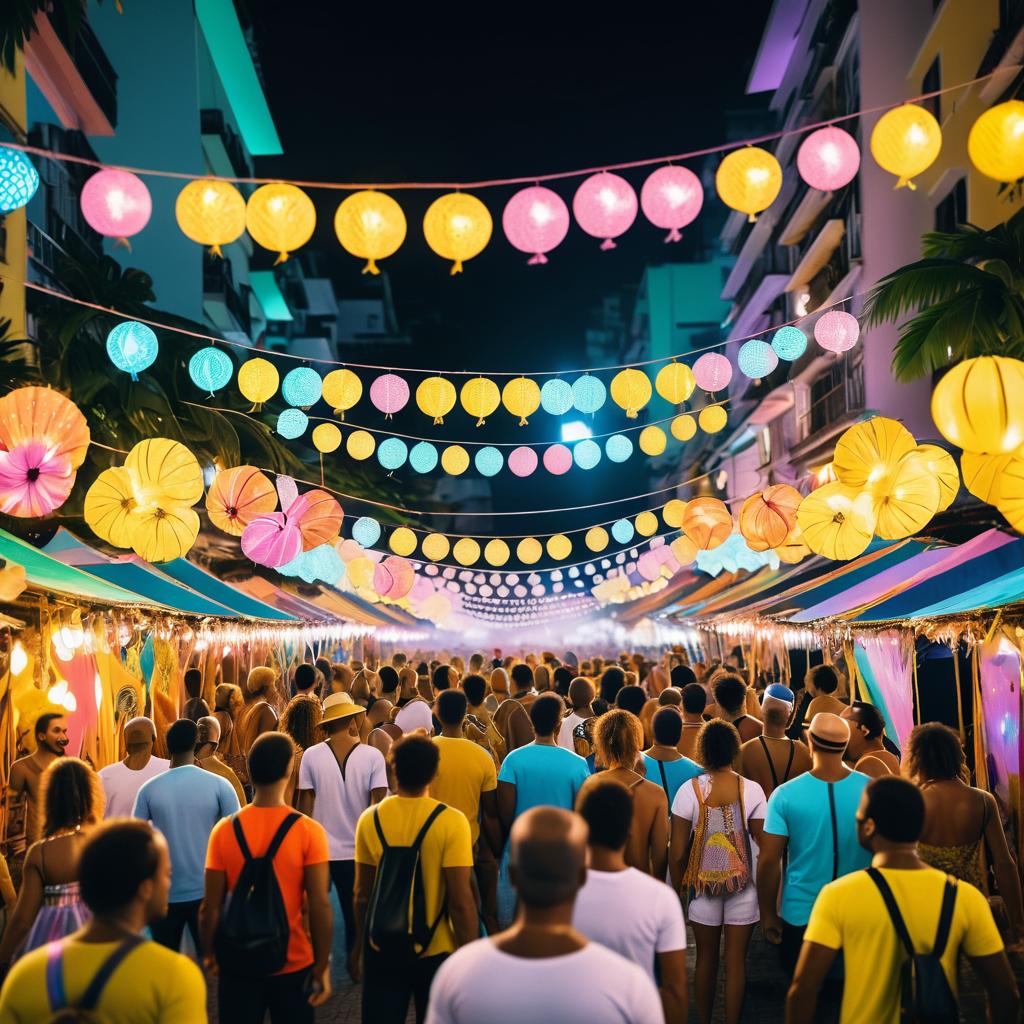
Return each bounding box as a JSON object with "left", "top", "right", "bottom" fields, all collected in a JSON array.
[
  {"left": 0, "top": 819, "right": 206, "bottom": 1023},
  {"left": 787, "top": 777, "right": 1017, "bottom": 1024}
]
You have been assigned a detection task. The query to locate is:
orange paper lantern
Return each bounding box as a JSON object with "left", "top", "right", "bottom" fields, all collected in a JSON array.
[{"left": 681, "top": 497, "right": 732, "bottom": 551}]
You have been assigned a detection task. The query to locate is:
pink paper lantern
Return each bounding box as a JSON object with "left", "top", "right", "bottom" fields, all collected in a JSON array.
[
  {"left": 0, "top": 441, "right": 74, "bottom": 517},
  {"left": 814, "top": 310, "right": 860, "bottom": 353},
  {"left": 374, "top": 555, "right": 414, "bottom": 599},
  {"left": 572, "top": 172, "right": 637, "bottom": 250},
  {"left": 241, "top": 512, "right": 303, "bottom": 568},
  {"left": 369, "top": 373, "right": 410, "bottom": 417},
  {"left": 502, "top": 186, "right": 570, "bottom": 265},
  {"left": 508, "top": 445, "right": 538, "bottom": 477},
  {"left": 80, "top": 169, "right": 152, "bottom": 245},
  {"left": 543, "top": 444, "right": 573, "bottom": 475},
  {"left": 640, "top": 166, "right": 704, "bottom": 242},
  {"left": 693, "top": 352, "right": 733, "bottom": 392},
  {"left": 637, "top": 550, "right": 663, "bottom": 582},
  {"left": 410, "top": 575, "right": 435, "bottom": 602},
  {"left": 796, "top": 127, "right": 861, "bottom": 192}
]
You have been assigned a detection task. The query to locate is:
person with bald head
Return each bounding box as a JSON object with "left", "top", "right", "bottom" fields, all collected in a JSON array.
[
  {"left": 426, "top": 805, "right": 664, "bottom": 1024},
  {"left": 757, "top": 712, "right": 871, "bottom": 981},
  {"left": 195, "top": 715, "right": 245, "bottom": 807},
  {"left": 97, "top": 716, "right": 168, "bottom": 818},
  {"left": 556, "top": 677, "right": 595, "bottom": 752}
]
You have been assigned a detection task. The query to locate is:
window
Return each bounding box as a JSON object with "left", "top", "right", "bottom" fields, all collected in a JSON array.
[
  {"left": 922, "top": 56, "right": 941, "bottom": 121},
  {"left": 934, "top": 178, "right": 967, "bottom": 233},
  {"left": 757, "top": 427, "right": 772, "bottom": 467}
]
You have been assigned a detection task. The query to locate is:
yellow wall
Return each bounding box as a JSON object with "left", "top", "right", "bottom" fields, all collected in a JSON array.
[{"left": 0, "top": 50, "right": 26, "bottom": 338}]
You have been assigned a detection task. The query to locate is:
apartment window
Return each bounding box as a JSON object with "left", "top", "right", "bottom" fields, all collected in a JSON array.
[
  {"left": 935, "top": 178, "right": 967, "bottom": 233},
  {"left": 757, "top": 427, "right": 772, "bottom": 467},
  {"left": 922, "top": 57, "right": 941, "bottom": 121}
]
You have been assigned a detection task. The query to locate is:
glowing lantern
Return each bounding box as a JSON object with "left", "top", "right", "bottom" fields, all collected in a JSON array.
[
  {"left": 352, "top": 517, "right": 381, "bottom": 547},
  {"left": 739, "top": 485, "right": 802, "bottom": 550},
  {"left": 796, "top": 482, "right": 876, "bottom": 560},
  {"left": 389, "top": 527, "right": 417, "bottom": 557},
  {"left": 242, "top": 512, "right": 303, "bottom": 568},
  {"left": 277, "top": 409, "right": 308, "bottom": 439},
  {"left": 454, "top": 538, "right": 481, "bottom": 566},
  {"left": 322, "top": 369, "right": 362, "bottom": 419},
  {"left": 246, "top": 183, "right": 316, "bottom": 263},
  {"left": 84, "top": 467, "right": 136, "bottom": 546},
  {"left": 610, "top": 369, "right": 652, "bottom": 419},
  {"left": 871, "top": 451, "right": 941, "bottom": 540},
  {"left": 771, "top": 326, "right": 807, "bottom": 361},
  {"left": 508, "top": 446, "right": 538, "bottom": 477},
  {"left": 913, "top": 444, "right": 959, "bottom": 512},
  {"left": 814, "top": 310, "right": 860, "bottom": 353},
  {"left": 377, "top": 437, "right": 408, "bottom": 471},
  {"left": 346, "top": 430, "right": 376, "bottom": 460},
  {"left": 0, "top": 147, "right": 39, "bottom": 212},
  {"left": 485, "top": 539, "right": 510, "bottom": 567},
  {"left": 833, "top": 417, "right": 916, "bottom": 490},
  {"left": 502, "top": 186, "right": 570, "bottom": 264},
  {"left": 188, "top": 346, "right": 233, "bottom": 394},
  {"left": 409, "top": 441, "right": 439, "bottom": 474},
  {"left": 774, "top": 526, "right": 811, "bottom": 564},
  {"left": 547, "top": 534, "right": 572, "bottom": 560},
  {"left": 635, "top": 511, "right": 659, "bottom": 537},
  {"left": 312, "top": 423, "right": 342, "bottom": 454},
  {"left": 612, "top": 518, "right": 634, "bottom": 545},
  {"left": 293, "top": 489, "right": 343, "bottom": 550},
  {"left": 205, "top": 466, "right": 277, "bottom": 536},
  {"left": 282, "top": 367, "right": 322, "bottom": 408},
  {"left": 128, "top": 505, "right": 200, "bottom": 563},
  {"left": 375, "top": 556, "right": 415, "bottom": 599},
  {"left": 682, "top": 497, "right": 732, "bottom": 551},
  {"left": 715, "top": 147, "right": 782, "bottom": 222},
  {"left": 672, "top": 415, "right": 697, "bottom": 442},
  {"left": 968, "top": 101, "right": 1024, "bottom": 183},
  {"left": 738, "top": 339, "right": 779, "bottom": 379},
  {"left": 175, "top": 179, "right": 245, "bottom": 256},
  {"left": 238, "top": 358, "right": 279, "bottom": 409},
  {"left": 441, "top": 445, "right": 470, "bottom": 475},
  {"left": 502, "top": 377, "right": 541, "bottom": 425},
  {"left": 586, "top": 527, "right": 609, "bottom": 552},
  {"left": 931, "top": 356, "right": 1024, "bottom": 454},
  {"left": 639, "top": 426, "right": 667, "bottom": 456},
  {"left": 107, "top": 321, "right": 158, "bottom": 380},
  {"left": 870, "top": 104, "right": 942, "bottom": 189},
  {"left": 540, "top": 378, "right": 574, "bottom": 416},
  {"left": 347, "top": 556, "right": 375, "bottom": 589},
  {"left": 125, "top": 438, "right": 203, "bottom": 506},
  {"left": 640, "top": 166, "right": 703, "bottom": 242},
  {"left": 571, "top": 374, "right": 606, "bottom": 416},
  {"left": 417, "top": 376, "right": 456, "bottom": 424},
  {"left": 960, "top": 451, "right": 1011, "bottom": 504},
  {"left": 693, "top": 353, "right": 732, "bottom": 392},
  {"left": 423, "top": 193, "right": 492, "bottom": 274},
  {"left": 0, "top": 386, "right": 89, "bottom": 471},
  {"left": 655, "top": 362, "right": 696, "bottom": 405},
  {"left": 605, "top": 434, "right": 633, "bottom": 463},
  {"left": 796, "top": 126, "right": 860, "bottom": 191},
  {"left": 995, "top": 457, "right": 1024, "bottom": 532},
  {"left": 370, "top": 373, "right": 410, "bottom": 417},
  {"left": 572, "top": 172, "right": 638, "bottom": 249},
  {"left": 334, "top": 190, "right": 406, "bottom": 274},
  {"left": 671, "top": 535, "right": 698, "bottom": 565},
  {"left": 422, "top": 533, "right": 450, "bottom": 561},
  {"left": 475, "top": 447, "right": 504, "bottom": 477},
  {"left": 461, "top": 377, "right": 500, "bottom": 425},
  {"left": 80, "top": 169, "right": 151, "bottom": 245},
  {"left": 698, "top": 405, "right": 728, "bottom": 434},
  {"left": 517, "top": 537, "right": 542, "bottom": 564},
  {"left": 0, "top": 441, "right": 73, "bottom": 517},
  {"left": 543, "top": 444, "right": 572, "bottom": 475},
  {"left": 663, "top": 499, "right": 687, "bottom": 528},
  {"left": 573, "top": 439, "right": 601, "bottom": 470}
]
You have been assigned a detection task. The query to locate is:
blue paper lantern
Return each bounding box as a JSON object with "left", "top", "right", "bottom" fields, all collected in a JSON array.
[
  {"left": 611, "top": 519, "right": 635, "bottom": 544},
  {"left": 541, "top": 378, "right": 574, "bottom": 416},
  {"left": 409, "top": 441, "right": 439, "bottom": 474},
  {"left": 0, "top": 147, "right": 39, "bottom": 213},
  {"left": 771, "top": 325, "right": 807, "bottom": 361},
  {"left": 572, "top": 374, "right": 606, "bottom": 414},
  {"left": 738, "top": 339, "right": 779, "bottom": 379},
  {"left": 475, "top": 446, "right": 504, "bottom": 477},
  {"left": 302, "top": 545, "right": 344, "bottom": 585},
  {"left": 605, "top": 434, "right": 633, "bottom": 463},
  {"left": 573, "top": 438, "right": 602, "bottom": 470},
  {"left": 276, "top": 408, "right": 308, "bottom": 438},
  {"left": 188, "top": 346, "right": 233, "bottom": 393},
  {"left": 282, "top": 367, "right": 323, "bottom": 407},
  {"left": 352, "top": 516, "right": 381, "bottom": 547},
  {"left": 106, "top": 321, "right": 158, "bottom": 380},
  {"left": 377, "top": 437, "right": 408, "bottom": 470}
]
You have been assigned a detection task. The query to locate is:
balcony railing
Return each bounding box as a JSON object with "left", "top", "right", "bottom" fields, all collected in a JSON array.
[
  {"left": 799, "top": 352, "right": 865, "bottom": 441},
  {"left": 48, "top": 14, "right": 118, "bottom": 129},
  {"left": 204, "top": 254, "right": 252, "bottom": 337},
  {"left": 200, "top": 109, "right": 250, "bottom": 179},
  {"left": 27, "top": 220, "right": 61, "bottom": 282}
]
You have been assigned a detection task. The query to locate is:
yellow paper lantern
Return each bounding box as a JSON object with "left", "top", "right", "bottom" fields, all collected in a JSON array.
[
  {"left": 321, "top": 369, "right": 363, "bottom": 419},
  {"left": 870, "top": 104, "right": 942, "bottom": 189},
  {"left": 698, "top": 405, "right": 727, "bottom": 434},
  {"left": 347, "top": 556, "right": 375, "bottom": 589},
  {"left": 682, "top": 497, "right": 732, "bottom": 551},
  {"left": 127, "top": 505, "right": 200, "bottom": 563},
  {"left": 774, "top": 525, "right": 811, "bottom": 564},
  {"left": 389, "top": 527, "right": 417, "bottom": 556},
  {"left": 517, "top": 538, "right": 542, "bottom": 564},
  {"left": 968, "top": 101, "right": 1024, "bottom": 183},
  {"left": 453, "top": 537, "right": 481, "bottom": 566},
  {"left": 238, "top": 357, "right": 279, "bottom": 409},
  {"left": 441, "top": 445, "right": 470, "bottom": 475},
  {"left": 635, "top": 511, "right": 659, "bottom": 537},
  {"left": 333, "top": 190, "right": 407, "bottom": 274},
  {"left": 715, "top": 146, "right": 783, "bottom": 222},
  {"left": 346, "top": 430, "right": 376, "bottom": 460},
  {"left": 871, "top": 451, "right": 941, "bottom": 540},
  {"left": 960, "top": 451, "right": 1014, "bottom": 504},
  {"left": 914, "top": 444, "right": 959, "bottom": 512},
  {"left": 672, "top": 415, "right": 697, "bottom": 442},
  {"left": 610, "top": 369, "right": 653, "bottom": 419},
  {"left": 656, "top": 362, "right": 696, "bottom": 405},
  {"left": 931, "top": 356, "right": 1024, "bottom": 454},
  {"left": 484, "top": 539, "right": 510, "bottom": 567},
  {"left": 996, "top": 456, "right": 1024, "bottom": 531},
  {"left": 585, "top": 527, "right": 609, "bottom": 552},
  {"left": 423, "top": 192, "right": 492, "bottom": 274},
  {"left": 833, "top": 417, "right": 916, "bottom": 491},
  {"left": 796, "top": 482, "right": 876, "bottom": 560},
  {"left": 124, "top": 438, "right": 203, "bottom": 507},
  {"left": 671, "top": 535, "right": 698, "bottom": 565},
  {"left": 460, "top": 377, "right": 500, "bottom": 426},
  {"left": 245, "top": 183, "right": 316, "bottom": 263},
  {"left": 547, "top": 534, "right": 572, "bottom": 560},
  {"left": 417, "top": 376, "right": 457, "bottom": 424},
  {"left": 502, "top": 377, "right": 542, "bottom": 426},
  {"left": 663, "top": 499, "right": 687, "bottom": 528},
  {"left": 739, "top": 485, "right": 802, "bottom": 550},
  {"left": 421, "top": 533, "right": 451, "bottom": 561},
  {"left": 84, "top": 467, "right": 137, "bottom": 547},
  {"left": 312, "top": 423, "right": 342, "bottom": 454},
  {"left": 639, "top": 426, "right": 667, "bottom": 456},
  {"left": 175, "top": 179, "right": 246, "bottom": 257}
]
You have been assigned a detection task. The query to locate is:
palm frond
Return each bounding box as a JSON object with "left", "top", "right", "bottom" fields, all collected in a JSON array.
[{"left": 861, "top": 261, "right": 1003, "bottom": 328}]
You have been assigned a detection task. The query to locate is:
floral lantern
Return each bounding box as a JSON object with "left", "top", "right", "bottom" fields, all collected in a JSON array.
[
  {"left": 175, "top": 179, "right": 246, "bottom": 256},
  {"left": 870, "top": 451, "right": 941, "bottom": 540},
  {"left": 502, "top": 186, "right": 570, "bottom": 264},
  {"left": 913, "top": 444, "right": 959, "bottom": 512},
  {"left": 796, "top": 483, "right": 876, "bottom": 560},
  {"left": 572, "top": 172, "right": 637, "bottom": 249},
  {"left": 80, "top": 169, "right": 152, "bottom": 246},
  {"left": 246, "top": 183, "right": 316, "bottom": 263},
  {"left": 205, "top": 466, "right": 277, "bottom": 536},
  {"left": 796, "top": 127, "right": 860, "bottom": 191},
  {"left": 681, "top": 497, "right": 732, "bottom": 551},
  {"left": 334, "top": 190, "right": 406, "bottom": 275},
  {"left": 739, "top": 484, "right": 802, "bottom": 550},
  {"left": 640, "top": 166, "right": 703, "bottom": 242}
]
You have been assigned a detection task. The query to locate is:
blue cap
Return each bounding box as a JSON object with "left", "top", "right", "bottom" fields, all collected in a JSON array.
[{"left": 763, "top": 683, "right": 795, "bottom": 705}]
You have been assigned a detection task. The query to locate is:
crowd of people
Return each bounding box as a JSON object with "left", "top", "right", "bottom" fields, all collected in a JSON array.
[{"left": 0, "top": 648, "right": 1020, "bottom": 1022}]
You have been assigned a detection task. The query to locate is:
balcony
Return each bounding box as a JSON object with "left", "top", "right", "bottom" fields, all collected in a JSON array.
[
  {"left": 790, "top": 352, "right": 865, "bottom": 469},
  {"left": 200, "top": 109, "right": 250, "bottom": 180},
  {"left": 203, "top": 253, "right": 252, "bottom": 338}
]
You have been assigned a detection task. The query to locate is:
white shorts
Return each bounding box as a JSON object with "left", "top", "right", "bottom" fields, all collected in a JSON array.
[{"left": 687, "top": 882, "right": 760, "bottom": 927}]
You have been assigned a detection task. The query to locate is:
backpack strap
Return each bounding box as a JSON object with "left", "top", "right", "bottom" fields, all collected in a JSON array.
[
  {"left": 827, "top": 783, "right": 840, "bottom": 881},
  {"left": 373, "top": 806, "right": 389, "bottom": 851},
  {"left": 758, "top": 736, "right": 779, "bottom": 790},
  {"left": 264, "top": 812, "right": 301, "bottom": 862},
  {"left": 867, "top": 867, "right": 916, "bottom": 959},
  {"left": 47, "top": 935, "right": 145, "bottom": 1013},
  {"left": 656, "top": 760, "right": 671, "bottom": 802},
  {"left": 932, "top": 876, "right": 959, "bottom": 960},
  {"left": 45, "top": 942, "right": 67, "bottom": 1012},
  {"left": 231, "top": 814, "right": 253, "bottom": 862},
  {"left": 412, "top": 804, "right": 447, "bottom": 852}
]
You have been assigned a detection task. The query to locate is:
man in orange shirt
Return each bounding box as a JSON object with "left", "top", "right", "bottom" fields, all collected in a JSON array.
[{"left": 201, "top": 732, "right": 333, "bottom": 1024}]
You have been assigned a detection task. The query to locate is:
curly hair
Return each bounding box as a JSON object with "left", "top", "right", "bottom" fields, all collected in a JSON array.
[
  {"left": 593, "top": 709, "right": 643, "bottom": 770},
  {"left": 907, "top": 722, "right": 964, "bottom": 782},
  {"left": 41, "top": 757, "right": 103, "bottom": 837},
  {"left": 695, "top": 720, "right": 741, "bottom": 770},
  {"left": 279, "top": 694, "right": 323, "bottom": 751}
]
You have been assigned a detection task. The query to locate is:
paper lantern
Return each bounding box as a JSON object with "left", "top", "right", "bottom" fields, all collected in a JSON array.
[
  {"left": 80, "top": 169, "right": 151, "bottom": 244},
  {"left": 814, "top": 310, "right": 859, "bottom": 353},
  {"left": 611, "top": 519, "right": 634, "bottom": 545},
  {"left": 454, "top": 537, "right": 481, "bottom": 566},
  {"left": 671, "top": 535, "right": 698, "bottom": 565},
  {"left": 422, "top": 533, "right": 450, "bottom": 561},
  {"left": 738, "top": 339, "right": 778, "bottom": 379},
  {"left": 322, "top": 369, "right": 362, "bottom": 419},
  {"left": 796, "top": 482, "right": 876, "bottom": 560},
  {"left": 128, "top": 505, "right": 200, "bottom": 563},
  {"left": 294, "top": 489, "right": 343, "bottom": 550},
  {"left": 347, "top": 556, "right": 375, "bottom": 589},
  {"left": 739, "top": 485, "right": 802, "bottom": 550},
  {"left": 125, "top": 438, "right": 204, "bottom": 506},
  {"left": 441, "top": 445, "right": 470, "bottom": 475},
  {"left": 547, "top": 534, "right": 572, "bottom": 560},
  {"left": 960, "top": 451, "right": 1010, "bottom": 505},
  {"left": 423, "top": 193, "right": 492, "bottom": 274},
  {"left": 335, "top": 538, "right": 364, "bottom": 564},
  {"left": 610, "top": 369, "right": 652, "bottom": 419},
  {"left": 572, "top": 374, "right": 607, "bottom": 414},
  {"left": 771, "top": 326, "right": 807, "bottom": 361},
  {"left": 995, "top": 457, "right": 1024, "bottom": 532},
  {"left": 573, "top": 439, "right": 601, "bottom": 470},
  {"left": 352, "top": 517, "right": 381, "bottom": 547},
  {"left": 508, "top": 446, "right": 538, "bottom": 477},
  {"left": 573, "top": 171, "right": 638, "bottom": 249},
  {"left": 543, "top": 444, "right": 572, "bottom": 475},
  {"left": 277, "top": 409, "right": 308, "bottom": 439},
  {"left": 912, "top": 444, "right": 959, "bottom": 512},
  {"left": 282, "top": 367, "right": 323, "bottom": 408},
  {"left": 389, "top": 527, "right": 417, "bottom": 557},
  {"left": 715, "top": 147, "right": 782, "bottom": 222},
  {"left": 833, "top": 417, "right": 916, "bottom": 490},
  {"left": 246, "top": 183, "right": 316, "bottom": 262},
  {"left": 870, "top": 104, "right": 942, "bottom": 189},
  {"left": 0, "top": 386, "right": 89, "bottom": 471},
  {"left": 502, "top": 377, "right": 541, "bottom": 425},
  {"left": 606, "top": 434, "right": 633, "bottom": 463},
  {"left": 931, "top": 356, "right": 1024, "bottom": 454},
  {"left": 655, "top": 362, "right": 696, "bottom": 405},
  {"left": 409, "top": 441, "right": 439, "bottom": 474},
  {"left": 968, "top": 101, "right": 1024, "bottom": 183},
  {"left": 693, "top": 353, "right": 732, "bottom": 392},
  {"left": 0, "top": 441, "right": 73, "bottom": 517},
  {"left": 205, "top": 466, "right": 277, "bottom": 536},
  {"left": 640, "top": 166, "right": 703, "bottom": 242},
  {"left": 238, "top": 358, "right": 279, "bottom": 408},
  {"left": 175, "top": 179, "right": 245, "bottom": 256},
  {"left": 586, "top": 527, "right": 609, "bottom": 552},
  {"left": 671, "top": 415, "right": 697, "bottom": 442},
  {"left": 370, "top": 373, "right": 410, "bottom": 417},
  {"left": 541, "top": 378, "right": 574, "bottom": 416},
  {"left": 699, "top": 405, "right": 728, "bottom": 434},
  {"left": 334, "top": 190, "right": 406, "bottom": 274},
  {"left": 417, "top": 376, "right": 456, "bottom": 424},
  {"left": 461, "top": 377, "right": 500, "bottom": 425},
  {"left": 871, "top": 451, "right": 941, "bottom": 540},
  {"left": 346, "top": 430, "right": 376, "bottom": 460},
  {"left": 517, "top": 537, "right": 542, "bottom": 564},
  {"left": 84, "top": 467, "right": 137, "bottom": 545},
  {"left": 0, "top": 147, "right": 39, "bottom": 212},
  {"left": 485, "top": 539, "right": 510, "bottom": 567},
  {"left": 378, "top": 437, "right": 408, "bottom": 471},
  {"left": 242, "top": 511, "right": 303, "bottom": 568},
  {"left": 796, "top": 126, "right": 860, "bottom": 191},
  {"left": 106, "top": 321, "right": 158, "bottom": 380},
  {"left": 188, "top": 346, "right": 233, "bottom": 394},
  {"left": 635, "top": 511, "right": 659, "bottom": 537},
  {"left": 312, "top": 423, "right": 342, "bottom": 454},
  {"left": 502, "top": 186, "right": 570, "bottom": 264},
  {"left": 639, "top": 426, "right": 667, "bottom": 456},
  {"left": 375, "top": 556, "right": 415, "bottom": 599},
  {"left": 663, "top": 499, "right": 687, "bottom": 528},
  {"left": 637, "top": 550, "right": 665, "bottom": 582},
  {"left": 774, "top": 525, "right": 811, "bottom": 564},
  {"left": 682, "top": 497, "right": 732, "bottom": 551},
  {"left": 475, "top": 446, "right": 504, "bottom": 477}
]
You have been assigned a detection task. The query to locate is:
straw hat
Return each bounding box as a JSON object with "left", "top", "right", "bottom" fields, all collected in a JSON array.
[{"left": 320, "top": 692, "right": 366, "bottom": 726}]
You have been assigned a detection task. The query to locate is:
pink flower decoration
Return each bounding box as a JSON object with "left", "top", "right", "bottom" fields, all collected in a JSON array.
[
  {"left": 640, "top": 166, "right": 704, "bottom": 242},
  {"left": 0, "top": 440, "right": 75, "bottom": 517},
  {"left": 502, "top": 186, "right": 570, "bottom": 265},
  {"left": 241, "top": 512, "right": 303, "bottom": 568}
]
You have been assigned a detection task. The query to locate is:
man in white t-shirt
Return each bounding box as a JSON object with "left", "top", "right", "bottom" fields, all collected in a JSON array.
[
  {"left": 425, "top": 805, "right": 664, "bottom": 1024},
  {"left": 297, "top": 692, "right": 388, "bottom": 961},
  {"left": 557, "top": 677, "right": 595, "bottom": 751},
  {"left": 98, "top": 716, "right": 168, "bottom": 818},
  {"left": 573, "top": 777, "right": 687, "bottom": 1023}
]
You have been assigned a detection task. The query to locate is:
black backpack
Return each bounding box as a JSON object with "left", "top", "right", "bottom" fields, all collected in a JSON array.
[
  {"left": 44, "top": 935, "right": 144, "bottom": 1023},
  {"left": 365, "top": 804, "right": 446, "bottom": 960},
  {"left": 214, "top": 811, "right": 300, "bottom": 977},
  {"left": 867, "top": 867, "right": 959, "bottom": 1024}
]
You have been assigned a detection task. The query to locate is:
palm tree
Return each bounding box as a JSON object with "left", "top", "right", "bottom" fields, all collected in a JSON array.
[{"left": 861, "top": 206, "right": 1024, "bottom": 382}]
